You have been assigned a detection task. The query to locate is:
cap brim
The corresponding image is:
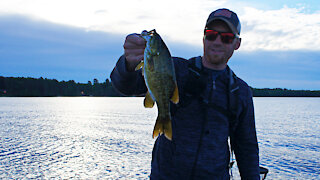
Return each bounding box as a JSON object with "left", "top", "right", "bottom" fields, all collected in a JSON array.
[{"left": 206, "top": 17, "right": 239, "bottom": 35}]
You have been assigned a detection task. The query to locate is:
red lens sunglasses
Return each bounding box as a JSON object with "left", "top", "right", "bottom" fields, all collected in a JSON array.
[{"left": 204, "top": 29, "right": 239, "bottom": 44}]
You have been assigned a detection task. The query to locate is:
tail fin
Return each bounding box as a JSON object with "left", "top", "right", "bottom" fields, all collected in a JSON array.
[{"left": 153, "top": 116, "right": 172, "bottom": 141}]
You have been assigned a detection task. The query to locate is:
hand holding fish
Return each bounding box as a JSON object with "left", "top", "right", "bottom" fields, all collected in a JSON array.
[{"left": 123, "top": 33, "right": 146, "bottom": 71}]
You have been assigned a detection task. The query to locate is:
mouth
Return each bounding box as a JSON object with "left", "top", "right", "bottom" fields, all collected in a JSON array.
[{"left": 210, "top": 48, "right": 225, "bottom": 54}]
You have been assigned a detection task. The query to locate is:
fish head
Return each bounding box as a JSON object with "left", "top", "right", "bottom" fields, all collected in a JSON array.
[{"left": 140, "top": 29, "right": 162, "bottom": 56}]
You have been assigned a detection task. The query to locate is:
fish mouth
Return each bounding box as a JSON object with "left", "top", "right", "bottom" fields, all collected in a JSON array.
[
  {"left": 141, "top": 29, "right": 156, "bottom": 36},
  {"left": 140, "top": 29, "right": 158, "bottom": 42},
  {"left": 149, "top": 29, "right": 156, "bottom": 36}
]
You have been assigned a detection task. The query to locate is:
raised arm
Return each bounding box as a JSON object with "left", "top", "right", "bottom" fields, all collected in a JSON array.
[{"left": 110, "top": 33, "right": 147, "bottom": 96}]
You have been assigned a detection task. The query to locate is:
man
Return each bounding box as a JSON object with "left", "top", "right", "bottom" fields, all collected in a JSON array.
[{"left": 110, "top": 8, "right": 260, "bottom": 179}]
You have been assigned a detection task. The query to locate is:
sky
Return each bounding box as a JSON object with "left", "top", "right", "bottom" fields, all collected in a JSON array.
[{"left": 0, "top": 0, "right": 319, "bottom": 90}]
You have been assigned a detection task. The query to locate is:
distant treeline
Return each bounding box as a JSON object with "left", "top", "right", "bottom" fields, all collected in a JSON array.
[
  {"left": 251, "top": 88, "right": 320, "bottom": 97},
  {"left": 0, "top": 76, "right": 319, "bottom": 97},
  {"left": 0, "top": 76, "right": 121, "bottom": 97}
]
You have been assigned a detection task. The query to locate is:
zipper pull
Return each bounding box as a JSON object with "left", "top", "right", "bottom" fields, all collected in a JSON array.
[{"left": 212, "top": 80, "right": 216, "bottom": 90}]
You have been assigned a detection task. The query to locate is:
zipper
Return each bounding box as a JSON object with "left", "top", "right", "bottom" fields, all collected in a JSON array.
[{"left": 212, "top": 80, "right": 216, "bottom": 90}]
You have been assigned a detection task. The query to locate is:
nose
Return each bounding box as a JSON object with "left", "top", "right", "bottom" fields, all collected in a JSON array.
[{"left": 212, "top": 34, "right": 224, "bottom": 44}]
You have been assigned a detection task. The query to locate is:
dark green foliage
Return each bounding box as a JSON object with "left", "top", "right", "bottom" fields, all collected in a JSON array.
[
  {"left": 251, "top": 87, "right": 320, "bottom": 97},
  {"left": 0, "top": 76, "right": 319, "bottom": 97},
  {"left": 0, "top": 76, "right": 121, "bottom": 97}
]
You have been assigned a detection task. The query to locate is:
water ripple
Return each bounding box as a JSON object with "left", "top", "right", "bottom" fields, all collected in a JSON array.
[{"left": 0, "top": 97, "right": 319, "bottom": 179}]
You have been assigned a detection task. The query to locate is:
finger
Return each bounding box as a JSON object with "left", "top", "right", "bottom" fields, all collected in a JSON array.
[
  {"left": 124, "top": 48, "right": 145, "bottom": 56},
  {"left": 125, "top": 33, "right": 146, "bottom": 46},
  {"left": 123, "top": 41, "right": 145, "bottom": 50},
  {"left": 126, "top": 54, "right": 144, "bottom": 63},
  {"left": 136, "top": 54, "right": 144, "bottom": 61}
]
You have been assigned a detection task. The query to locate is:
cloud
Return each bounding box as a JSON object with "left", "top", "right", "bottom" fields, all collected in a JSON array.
[
  {"left": 0, "top": 0, "right": 225, "bottom": 45},
  {"left": 0, "top": 14, "right": 201, "bottom": 83},
  {"left": 1, "top": 1, "right": 319, "bottom": 52},
  {"left": 240, "top": 6, "right": 320, "bottom": 51},
  {"left": 0, "top": 14, "right": 319, "bottom": 90},
  {"left": 0, "top": 15, "right": 124, "bottom": 82}
]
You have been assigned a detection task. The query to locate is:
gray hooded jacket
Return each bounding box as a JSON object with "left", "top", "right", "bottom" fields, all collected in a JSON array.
[{"left": 110, "top": 55, "right": 260, "bottom": 180}]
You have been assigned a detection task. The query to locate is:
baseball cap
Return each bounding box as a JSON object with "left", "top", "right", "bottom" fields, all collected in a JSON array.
[{"left": 206, "top": 8, "right": 241, "bottom": 35}]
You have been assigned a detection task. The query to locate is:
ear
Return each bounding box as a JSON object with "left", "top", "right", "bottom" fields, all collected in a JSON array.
[{"left": 234, "top": 38, "right": 241, "bottom": 50}]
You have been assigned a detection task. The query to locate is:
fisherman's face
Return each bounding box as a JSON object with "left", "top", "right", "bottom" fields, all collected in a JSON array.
[{"left": 202, "top": 20, "right": 241, "bottom": 70}]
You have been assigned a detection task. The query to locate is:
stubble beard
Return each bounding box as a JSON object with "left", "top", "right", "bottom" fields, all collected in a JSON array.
[{"left": 206, "top": 52, "right": 227, "bottom": 67}]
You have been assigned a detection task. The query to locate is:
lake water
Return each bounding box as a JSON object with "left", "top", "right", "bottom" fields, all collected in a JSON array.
[{"left": 0, "top": 97, "right": 319, "bottom": 179}]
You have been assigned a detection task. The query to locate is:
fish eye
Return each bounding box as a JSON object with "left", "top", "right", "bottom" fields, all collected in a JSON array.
[{"left": 148, "top": 29, "right": 157, "bottom": 36}]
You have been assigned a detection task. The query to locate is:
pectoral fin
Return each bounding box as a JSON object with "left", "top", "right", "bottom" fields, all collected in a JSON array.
[
  {"left": 135, "top": 61, "right": 144, "bottom": 71},
  {"left": 144, "top": 91, "right": 155, "bottom": 108},
  {"left": 170, "top": 83, "right": 179, "bottom": 104}
]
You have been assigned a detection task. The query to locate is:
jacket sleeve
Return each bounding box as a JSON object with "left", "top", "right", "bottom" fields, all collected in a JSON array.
[
  {"left": 234, "top": 88, "right": 260, "bottom": 180},
  {"left": 110, "top": 55, "right": 147, "bottom": 96}
]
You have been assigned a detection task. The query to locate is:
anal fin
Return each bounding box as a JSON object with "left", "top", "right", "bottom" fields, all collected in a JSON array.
[
  {"left": 144, "top": 91, "right": 155, "bottom": 108},
  {"left": 170, "top": 83, "right": 179, "bottom": 104}
]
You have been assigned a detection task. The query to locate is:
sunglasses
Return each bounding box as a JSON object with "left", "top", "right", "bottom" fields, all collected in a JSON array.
[{"left": 204, "top": 29, "right": 239, "bottom": 44}]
